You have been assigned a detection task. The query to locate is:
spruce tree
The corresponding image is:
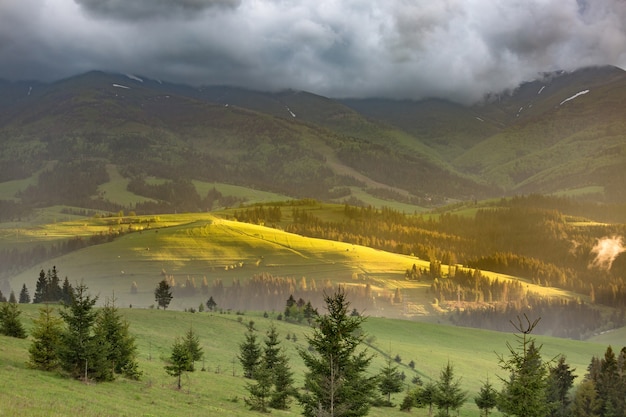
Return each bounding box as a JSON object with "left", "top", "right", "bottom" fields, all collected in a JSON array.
[
  {"left": 570, "top": 380, "right": 601, "bottom": 417},
  {"left": 546, "top": 355, "right": 577, "bottom": 417},
  {"left": 433, "top": 361, "right": 467, "bottom": 416},
  {"left": 182, "top": 326, "right": 203, "bottom": 371},
  {"left": 0, "top": 301, "right": 27, "bottom": 338},
  {"left": 19, "top": 284, "right": 30, "bottom": 304},
  {"left": 496, "top": 316, "right": 549, "bottom": 417},
  {"left": 48, "top": 266, "right": 62, "bottom": 302},
  {"left": 61, "top": 277, "right": 73, "bottom": 305},
  {"left": 594, "top": 346, "right": 623, "bottom": 417},
  {"left": 8, "top": 291, "right": 17, "bottom": 304},
  {"left": 33, "top": 269, "right": 47, "bottom": 303},
  {"left": 474, "top": 378, "right": 498, "bottom": 417},
  {"left": 28, "top": 304, "right": 63, "bottom": 371},
  {"left": 378, "top": 355, "right": 405, "bottom": 406},
  {"left": 270, "top": 353, "right": 295, "bottom": 410},
  {"left": 419, "top": 381, "right": 437, "bottom": 417},
  {"left": 260, "top": 323, "right": 295, "bottom": 410},
  {"left": 245, "top": 363, "right": 273, "bottom": 412},
  {"left": 205, "top": 296, "right": 217, "bottom": 311},
  {"left": 298, "top": 287, "right": 378, "bottom": 417},
  {"left": 165, "top": 337, "right": 192, "bottom": 389},
  {"left": 154, "top": 279, "right": 173, "bottom": 310},
  {"left": 58, "top": 283, "right": 111, "bottom": 381},
  {"left": 33, "top": 267, "right": 63, "bottom": 303},
  {"left": 239, "top": 320, "right": 261, "bottom": 379},
  {"left": 93, "top": 297, "right": 141, "bottom": 379}
]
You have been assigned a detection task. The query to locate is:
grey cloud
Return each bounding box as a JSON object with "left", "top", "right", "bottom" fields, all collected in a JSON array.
[
  {"left": 74, "top": 0, "right": 241, "bottom": 20},
  {"left": 1, "top": 0, "right": 625, "bottom": 103}
]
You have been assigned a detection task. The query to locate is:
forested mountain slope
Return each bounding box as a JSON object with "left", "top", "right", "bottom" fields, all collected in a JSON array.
[{"left": 1, "top": 65, "right": 625, "bottom": 214}]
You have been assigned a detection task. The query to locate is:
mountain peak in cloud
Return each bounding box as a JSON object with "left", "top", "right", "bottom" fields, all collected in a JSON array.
[{"left": 74, "top": 0, "right": 241, "bottom": 20}]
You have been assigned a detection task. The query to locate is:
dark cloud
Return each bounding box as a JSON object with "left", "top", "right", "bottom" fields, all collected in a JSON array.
[
  {"left": 0, "top": 0, "right": 625, "bottom": 103},
  {"left": 74, "top": 0, "right": 241, "bottom": 20}
]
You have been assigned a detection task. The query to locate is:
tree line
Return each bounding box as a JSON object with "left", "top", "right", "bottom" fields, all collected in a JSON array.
[
  {"left": 228, "top": 200, "right": 626, "bottom": 335},
  {"left": 1, "top": 283, "right": 140, "bottom": 382}
]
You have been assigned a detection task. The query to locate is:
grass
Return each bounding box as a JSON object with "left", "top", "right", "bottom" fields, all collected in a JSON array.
[
  {"left": 0, "top": 161, "right": 56, "bottom": 201},
  {"left": 0, "top": 303, "right": 610, "bottom": 417},
  {"left": 97, "top": 164, "right": 158, "bottom": 206},
  {"left": 3, "top": 211, "right": 574, "bottom": 315},
  {"left": 192, "top": 180, "right": 290, "bottom": 205},
  {"left": 345, "top": 187, "right": 427, "bottom": 213}
]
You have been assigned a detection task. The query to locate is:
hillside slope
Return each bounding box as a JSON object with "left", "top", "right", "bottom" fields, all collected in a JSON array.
[
  {"left": 0, "top": 71, "right": 492, "bottom": 213},
  {"left": 343, "top": 66, "right": 626, "bottom": 200}
]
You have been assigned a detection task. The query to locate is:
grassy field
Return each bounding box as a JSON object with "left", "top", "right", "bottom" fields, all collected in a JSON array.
[
  {"left": 0, "top": 303, "right": 610, "bottom": 417},
  {"left": 98, "top": 164, "right": 158, "bottom": 207},
  {"left": 2, "top": 211, "right": 575, "bottom": 316}
]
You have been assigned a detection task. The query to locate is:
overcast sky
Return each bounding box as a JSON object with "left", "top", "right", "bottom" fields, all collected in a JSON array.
[{"left": 1, "top": 0, "right": 625, "bottom": 103}]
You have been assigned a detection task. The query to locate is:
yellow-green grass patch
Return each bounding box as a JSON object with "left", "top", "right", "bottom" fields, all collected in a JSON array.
[
  {"left": 97, "top": 164, "right": 158, "bottom": 206},
  {"left": 192, "top": 180, "right": 291, "bottom": 204}
]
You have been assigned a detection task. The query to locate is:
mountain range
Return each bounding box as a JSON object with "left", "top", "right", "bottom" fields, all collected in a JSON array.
[{"left": 1, "top": 65, "right": 625, "bottom": 213}]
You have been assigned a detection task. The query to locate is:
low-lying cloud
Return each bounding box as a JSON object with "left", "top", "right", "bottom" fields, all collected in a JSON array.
[
  {"left": 589, "top": 236, "right": 626, "bottom": 271},
  {"left": 0, "top": 0, "right": 625, "bottom": 102}
]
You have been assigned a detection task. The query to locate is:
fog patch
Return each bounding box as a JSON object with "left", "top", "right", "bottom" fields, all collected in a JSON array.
[{"left": 589, "top": 236, "right": 626, "bottom": 271}]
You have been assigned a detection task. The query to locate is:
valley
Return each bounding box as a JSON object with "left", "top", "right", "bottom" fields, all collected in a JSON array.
[{"left": 1, "top": 65, "right": 625, "bottom": 417}]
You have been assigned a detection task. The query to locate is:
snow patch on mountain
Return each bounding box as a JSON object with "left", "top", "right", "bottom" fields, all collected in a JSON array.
[
  {"left": 112, "top": 84, "right": 130, "bottom": 89},
  {"left": 125, "top": 74, "right": 144, "bottom": 83},
  {"left": 560, "top": 90, "right": 589, "bottom": 105},
  {"left": 286, "top": 106, "right": 296, "bottom": 117},
  {"left": 537, "top": 86, "right": 545, "bottom": 94}
]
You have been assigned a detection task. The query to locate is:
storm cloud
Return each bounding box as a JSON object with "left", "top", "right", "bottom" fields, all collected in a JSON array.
[
  {"left": 75, "top": 0, "right": 241, "bottom": 20},
  {"left": 0, "top": 0, "right": 625, "bottom": 103}
]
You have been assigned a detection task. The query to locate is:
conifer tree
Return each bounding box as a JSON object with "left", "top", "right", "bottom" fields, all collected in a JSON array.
[
  {"left": 58, "top": 283, "right": 111, "bottom": 381},
  {"left": 546, "top": 355, "right": 577, "bottom": 417},
  {"left": 19, "top": 284, "right": 30, "bottom": 304},
  {"left": 33, "top": 267, "right": 63, "bottom": 303},
  {"left": 474, "top": 378, "right": 498, "bottom": 417},
  {"left": 419, "top": 381, "right": 437, "bottom": 417},
  {"left": 205, "top": 296, "right": 217, "bottom": 311},
  {"left": 570, "top": 380, "right": 601, "bottom": 417},
  {"left": 378, "top": 355, "right": 405, "bottom": 406},
  {"left": 594, "top": 346, "right": 624, "bottom": 417},
  {"left": 181, "top": 326, "right": 203, "bottom": 371},
  {"left": 61, "top": 277, "right": 73, "bottom": 305},
  {"left": 298, "top": 287, "right": 378, "bottom": 417},
  {"left": 270, "top": 353, "right": 295, "bottom": 410},
  {"left": 496, "top": 316, "right": 549, "bottom": 417},
  {"left": 8, "top": 291, "right": 16, "bottom": 304},
  {"left": 259, "top": 323, "right": 295, "bottom": 410},
  {"left": 33, "top": 269, "right": 47, "bottom": 303},
  {"left": 154, "top": 279, "right": 173, "bottom": 310},
  {"left": 0, "top": 301, "right": 27, "bottom": 338},
  {"left": 245, "top": 363, "right": 273, "bottom": 412},
  {"left": 434, "top": 361, "right": 467, "bottom": 416},
  {"left": 239, "top": 320, "right": 261, "bottom": 379},
  {"left": 93, "top": 297, "right": 141, "bottom": 379},
  {"left": 28, "top": 304, "right": 63, "bottom": 371},
  {"left": 165, "top": 337, "right": 192, "bottom": 389},
  {"left": 48, "top": 266, "right": 62, "bottom": 302}
]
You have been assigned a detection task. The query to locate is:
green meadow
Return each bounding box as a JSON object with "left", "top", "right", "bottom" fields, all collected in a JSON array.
[
  {"left": 0, "top": 206, "right": 620, "bottom": 417},
  {"left": 3, "top": 211, "right": 572, "bottom": 314},
  {"left": 0, "top": 304, "right": 609, "bottom": 417}
]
